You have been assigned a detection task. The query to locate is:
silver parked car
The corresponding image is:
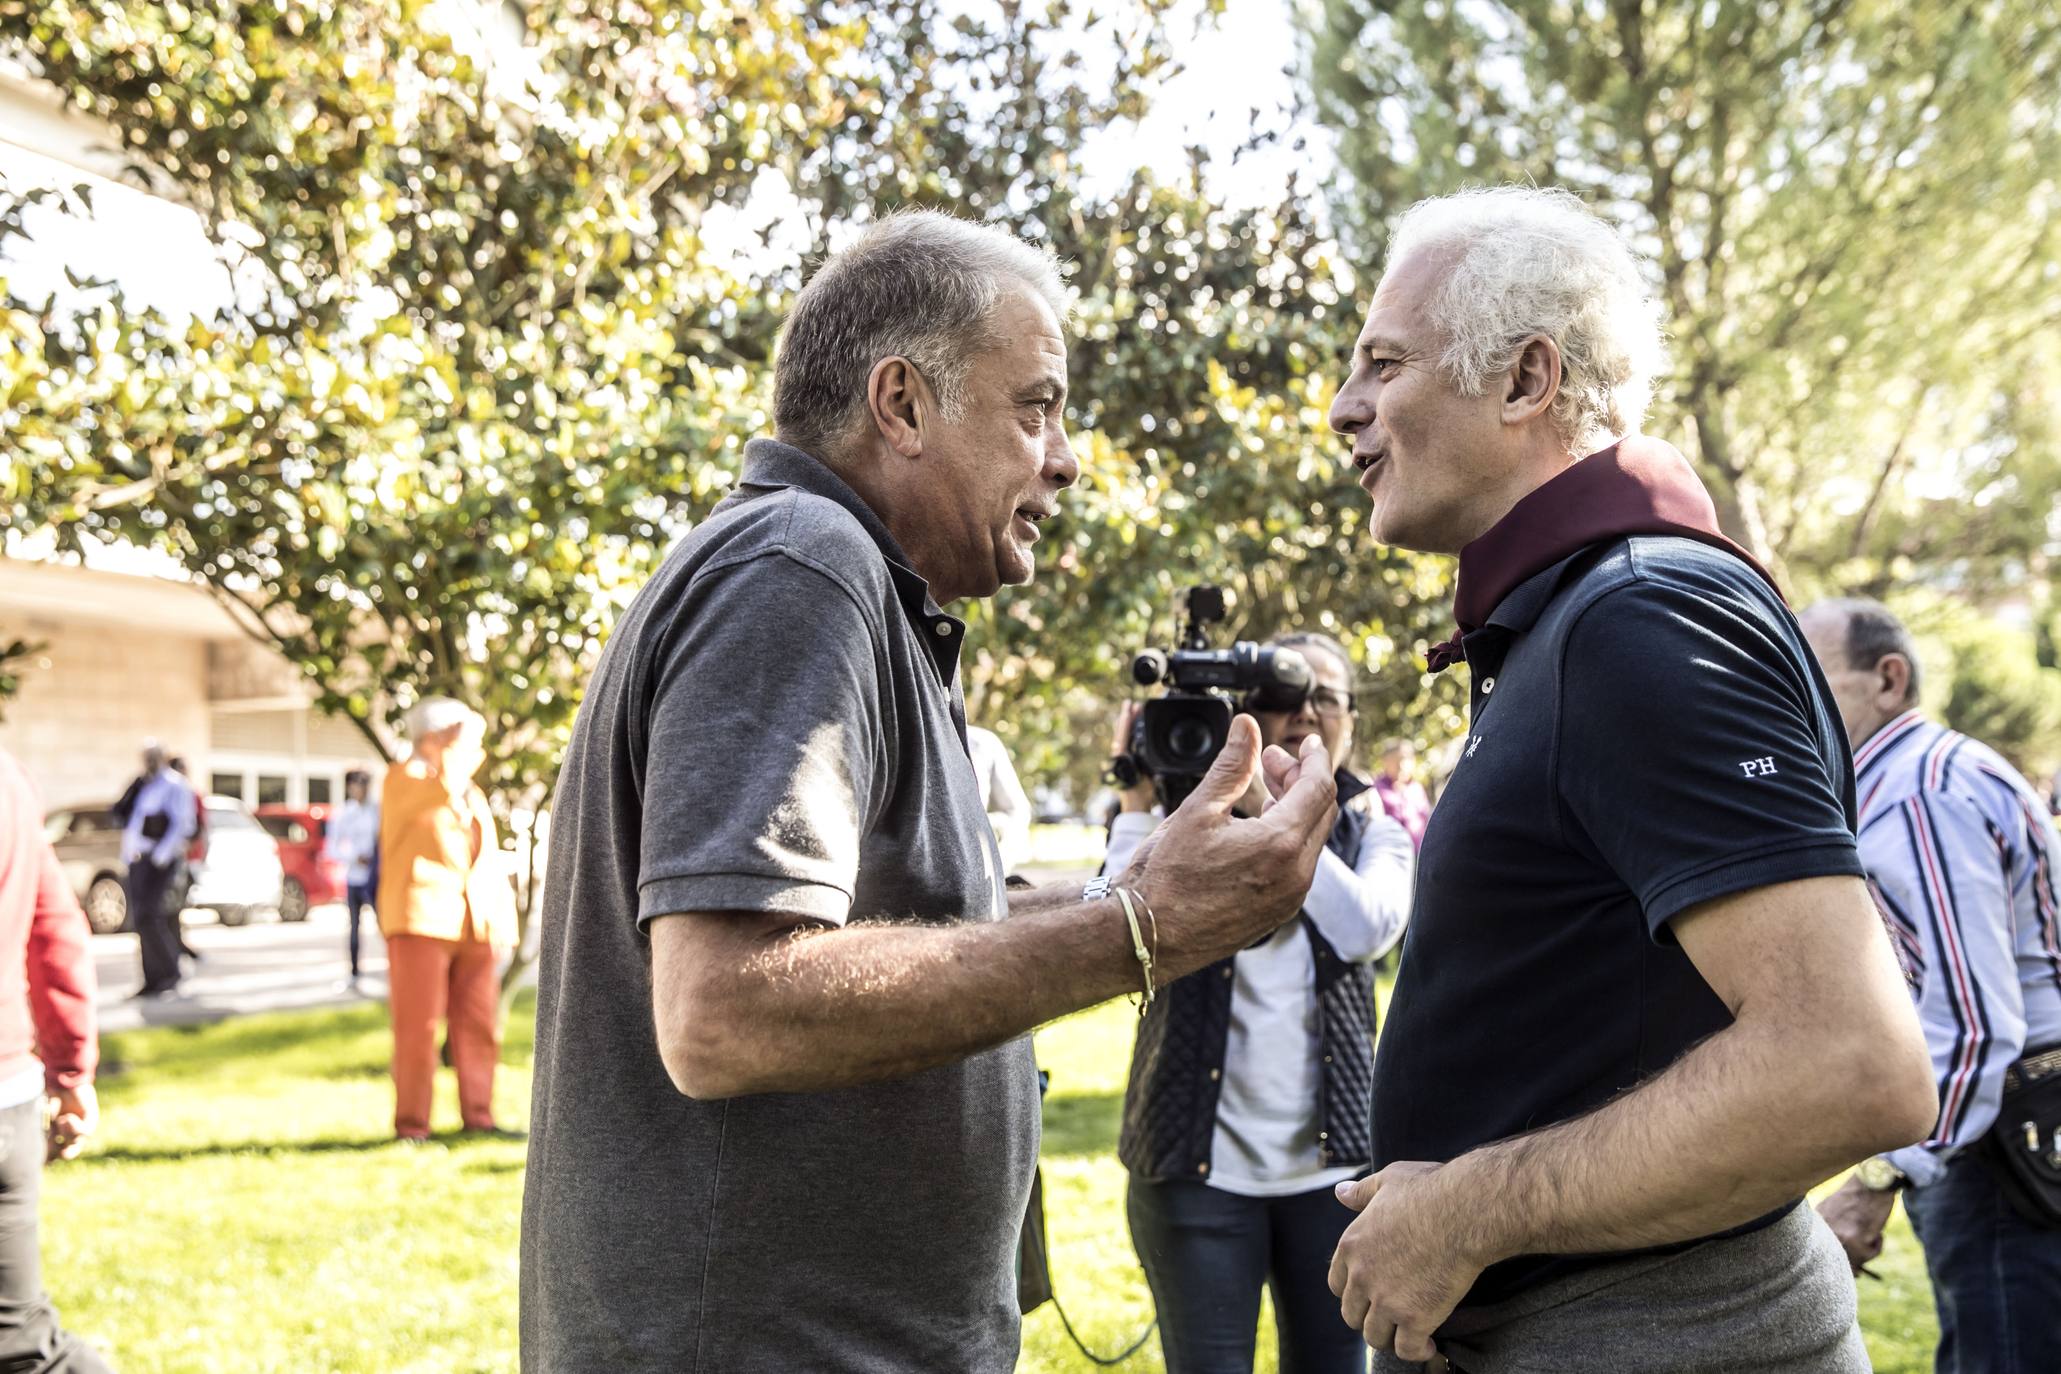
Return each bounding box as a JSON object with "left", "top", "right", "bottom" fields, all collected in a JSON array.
[{"left": 44, "top": 794, "right": 284, "bottom": 934}]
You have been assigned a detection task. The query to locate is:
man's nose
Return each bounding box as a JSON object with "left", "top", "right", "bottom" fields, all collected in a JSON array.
[
  {"left": 1047, "top": 426, "right": 1080, "bottom": 489},
  {"left": 1329, "top": 378, "right": 1373, "bottom": 436}
]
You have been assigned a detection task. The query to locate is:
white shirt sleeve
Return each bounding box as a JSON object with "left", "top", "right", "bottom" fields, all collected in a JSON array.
[
  {"left": 1301, "top": 810, "right": 1414, "bottom": 963},
  {"left": 985, "top": 746, "right": 1034, "bottom": 872},
  {"left": 1102, "top": 810, "right": 1161, "bottom": 881}
]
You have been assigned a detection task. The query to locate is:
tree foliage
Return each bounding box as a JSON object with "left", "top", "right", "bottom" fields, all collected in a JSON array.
[
  {"left": 1303, "top": 0, "right": 2061, "bottom": 579},
  {"left": 1, "top": 0, "right": 1471, "bottom": 941},
  {"left": 1303, "top": 0, "right": 2061, "bottom": 768}
]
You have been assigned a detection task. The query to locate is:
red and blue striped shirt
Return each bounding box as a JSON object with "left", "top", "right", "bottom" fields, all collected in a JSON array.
[{"left": 1854, "top": 710, "right": 2061, "bottom": 1185}]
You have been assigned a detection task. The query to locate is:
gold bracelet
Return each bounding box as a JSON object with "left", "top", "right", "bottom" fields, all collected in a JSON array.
[
  {"left": 1126, "top": 886, "right": 1160, "bottom": 971},
  {"left": 1114, "top": 886, "right": 1155, "bottom": 1009}
]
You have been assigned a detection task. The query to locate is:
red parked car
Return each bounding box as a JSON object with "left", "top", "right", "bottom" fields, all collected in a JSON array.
[{"left": 254, "top": 804, "right": 345, "bottom": 923}]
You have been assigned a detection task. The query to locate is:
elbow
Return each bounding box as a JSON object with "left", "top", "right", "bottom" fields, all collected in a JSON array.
[
  {"left": 655, "top": 1004, "right": 756, "bottom": 1102},
  {"left": 1868, "top": 1048, "right": 1946, "bottom": 1156},
  {"left": 1821, "top": 1017, "right": 1941, "bottom": 1159}
]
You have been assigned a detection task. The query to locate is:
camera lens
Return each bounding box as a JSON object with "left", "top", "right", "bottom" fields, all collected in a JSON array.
[{"left": 1166, "top": 715, "right": 1217, "bottom": 767}]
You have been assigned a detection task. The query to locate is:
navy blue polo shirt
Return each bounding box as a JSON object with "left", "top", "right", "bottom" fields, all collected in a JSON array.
[{"left": 1371, "top": 535, "right": 1865, "bottom": 1308}]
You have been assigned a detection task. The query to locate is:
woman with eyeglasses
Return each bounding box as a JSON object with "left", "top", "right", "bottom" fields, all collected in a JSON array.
[{"left": 1105, "top": 630, "right": 1416, "bottom": 1374}]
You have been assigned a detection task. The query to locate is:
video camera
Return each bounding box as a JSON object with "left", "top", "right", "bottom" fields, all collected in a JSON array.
[{"left": 1109, "top": 586, "right": 1314, "bottom": 811}]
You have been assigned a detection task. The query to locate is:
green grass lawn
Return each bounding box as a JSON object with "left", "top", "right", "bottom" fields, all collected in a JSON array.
[{"left": 41, "top": 993, "right": 1939, "bottom": 1371}]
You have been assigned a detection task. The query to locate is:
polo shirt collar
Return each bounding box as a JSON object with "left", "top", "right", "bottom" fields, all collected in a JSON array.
[
  {"left": 739, "top": 438, "right": 967, "bottom": 674},
  {"left": 1482, "top": 547, "right": 1599, "bottom": 635},
  {"left": 1460, "top": 546, "right": 1607, "bottom": 681}
]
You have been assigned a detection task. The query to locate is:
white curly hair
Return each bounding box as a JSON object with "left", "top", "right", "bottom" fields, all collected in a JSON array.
[{"left": 1387, "top": 186, "right": 1668, "bottom": 453}]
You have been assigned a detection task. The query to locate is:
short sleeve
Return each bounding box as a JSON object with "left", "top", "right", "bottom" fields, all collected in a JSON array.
[
  {"left": 1554, "top": 579, "right": 1864, "bottom": 940},
  {"left": 634, "top": 551, "right": 891, "bottom": 930}
]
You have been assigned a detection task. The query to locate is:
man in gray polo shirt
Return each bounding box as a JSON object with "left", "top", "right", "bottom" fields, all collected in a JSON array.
[{"left": 519, "top": 211, "right": 1340, "bottom": 1372}]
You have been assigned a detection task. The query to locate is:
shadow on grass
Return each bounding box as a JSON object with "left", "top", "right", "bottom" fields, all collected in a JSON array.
[
  {"left": 100, "top": 1004, "right": 392, "bottom": 1080},
  {"left": 83, "top": 1132, "right": 530, "bottom": 1165},
  {"left": 1040, "top": 1090, "right": 1123, "bottom": 1158}
]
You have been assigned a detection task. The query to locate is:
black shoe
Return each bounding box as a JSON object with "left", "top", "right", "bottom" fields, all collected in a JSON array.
[{"left": 128, "top": 984, "right": 178, "bottom": 1002}]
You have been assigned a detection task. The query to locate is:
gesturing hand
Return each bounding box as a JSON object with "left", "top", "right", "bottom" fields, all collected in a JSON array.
[
  {"left": 1328, "top": 1162, "right": 1487, "bottom": 1364},
  {"left": 1123, "top": 716, "right": 1336, "bottom": 978}
]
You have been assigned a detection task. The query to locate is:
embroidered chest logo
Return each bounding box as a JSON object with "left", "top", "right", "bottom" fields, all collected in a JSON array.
[
  {"left": 1738, "top": 756, "right": 1779, "bottom": 778},
  {"left": 1466, "top": 735, "right": 1483, "bottom": 760}
]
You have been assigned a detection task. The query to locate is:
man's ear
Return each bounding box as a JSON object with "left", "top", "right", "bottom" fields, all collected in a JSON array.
[
  {"left": 1501, "top": 334, "right": 1562, "bottom": 427},
  {"left": 1878, "top": 655, "right": 1914, "bottom": 710},
  {"left": 866, "top": 356, "right": 929, "bottom": 459}
]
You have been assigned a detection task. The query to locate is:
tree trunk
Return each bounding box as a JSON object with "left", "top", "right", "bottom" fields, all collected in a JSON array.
[
  {"left": 1688, "top": 403, "right": 1776, "bottom": 568},
  {"left": 499, "top": 801, "right": 546, "bottom": 1015}
]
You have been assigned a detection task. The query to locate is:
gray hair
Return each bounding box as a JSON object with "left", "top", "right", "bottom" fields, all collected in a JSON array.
[
  {"left": 1813, "top": 598, "right": 1924, "bottom": 706},
  {"left": 773, "top": 210, "right": 1069, "bottom": 460},
  {"left": 407, "top": 696, "right": 481, "bottom": 740},
  {"left": 1388, "top": 186, "right": 1667, "bottom": 453},
  {"left": 1271, "top": 631, "right": 1358, "bottom": 706}
]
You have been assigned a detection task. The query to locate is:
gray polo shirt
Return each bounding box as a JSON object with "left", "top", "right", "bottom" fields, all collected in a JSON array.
[{"left": 520, "top": 440, "right": 1039, "bottom": 1372}]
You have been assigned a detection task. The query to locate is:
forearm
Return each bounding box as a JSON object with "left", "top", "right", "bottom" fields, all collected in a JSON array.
[
  {"left": 1442, "top": 1015, "right": 1897, "bottom": 1265},
  {"left": 29, "top": 854, "right": 98, "bottom": 1088},
  {"left": 656, "top": 889, "right": 1143, "bottom": 1097}
]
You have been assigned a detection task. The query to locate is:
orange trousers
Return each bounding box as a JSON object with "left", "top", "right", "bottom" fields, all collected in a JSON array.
[{"left": 387, "top": 931, "right": 502, "bottom": 1137}]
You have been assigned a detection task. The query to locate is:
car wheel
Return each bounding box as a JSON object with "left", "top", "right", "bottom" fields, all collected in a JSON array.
[
  {"left": 84, "top": 875, "right": 128, "bottom": 935},
  {"left": 280, "top": 879, "right": 309, "bottom": 923},
  {"left": 217, "top": 905, "right": 252, "bottom": 928}
]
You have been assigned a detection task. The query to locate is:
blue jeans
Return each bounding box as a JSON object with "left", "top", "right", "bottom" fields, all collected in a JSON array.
[
  {"left": 345, "top": 881, "right": 375, "bottom": 977},
  {"left": 1127, "top": 1176, "right": 1367, "bottom": 1374},
  {"left": 1903, "top": 1147, "right": 2061, "bottom": 1374}
]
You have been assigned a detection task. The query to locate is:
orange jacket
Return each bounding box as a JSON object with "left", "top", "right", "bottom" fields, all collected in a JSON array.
[{"left": 375, "top": 759, "right": 516, "bottom": 947}]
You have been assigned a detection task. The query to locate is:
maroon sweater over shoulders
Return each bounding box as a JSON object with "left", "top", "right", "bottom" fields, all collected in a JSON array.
[{"left": 0, "top": 748, "right": 98, "bottom": 1093}]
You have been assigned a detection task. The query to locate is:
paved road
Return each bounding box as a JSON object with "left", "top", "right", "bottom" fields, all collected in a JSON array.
[
  {"left": 93, "top": 904, "right": 390, "bottom": 1034},
  {"left": 90, "top": 863, "right": 1103, "bottom": 1035}
]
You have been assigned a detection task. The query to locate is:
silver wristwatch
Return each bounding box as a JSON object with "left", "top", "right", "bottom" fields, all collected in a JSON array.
[
  {"left": 1082, "top": 875, "right": 1113, "bottom": 902},
  {"left": 1855, "top": 1156, "right": 1907, "bottom": 1192}
]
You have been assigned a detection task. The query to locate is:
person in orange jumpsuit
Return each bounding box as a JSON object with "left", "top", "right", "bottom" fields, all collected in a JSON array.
[{"left": 377, "top": 698, "right": 516, "bottom": 1141}]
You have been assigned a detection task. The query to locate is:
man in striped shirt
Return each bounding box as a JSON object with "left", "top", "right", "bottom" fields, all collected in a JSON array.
[{"left": 1803, "top": 599, "right": 2061, "bottom": 1374}]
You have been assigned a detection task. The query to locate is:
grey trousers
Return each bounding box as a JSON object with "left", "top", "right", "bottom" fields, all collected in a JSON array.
[
  {"left": 1373, "top": 1205, "right": 1869, "bottom": 1374},
  {"left": 0, "top": 1099, "right": 113, "bottom": 1373}
]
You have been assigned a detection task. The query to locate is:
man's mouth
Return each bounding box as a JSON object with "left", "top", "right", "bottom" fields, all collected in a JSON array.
[
  {"left": 1013, "top": 507, "right": 1051, "bottom": 542},
  {"left": 1354, "top": 448, "right": 1388, "bottom": 490}
]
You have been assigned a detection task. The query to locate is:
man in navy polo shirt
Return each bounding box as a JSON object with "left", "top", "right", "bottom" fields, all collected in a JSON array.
[{"left": 1322, "top": 185, "right": 1939, "bottom": 1371}]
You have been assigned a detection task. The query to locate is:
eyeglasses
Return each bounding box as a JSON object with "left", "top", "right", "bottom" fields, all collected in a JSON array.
[
  {"left": 1250, "top": 687, "right": 1356, "bottom": 718},
  {"left": 1308, "top": 687, "right": 1356, "bottom": 718}
]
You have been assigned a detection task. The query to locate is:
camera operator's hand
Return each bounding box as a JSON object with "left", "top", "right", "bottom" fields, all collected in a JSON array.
[
  {"left": 1109, "top": 703, "right": 1156, "bottom": 814},
  {"left": 1120, "top": 716, "right": 1336, "bottom": 978}
]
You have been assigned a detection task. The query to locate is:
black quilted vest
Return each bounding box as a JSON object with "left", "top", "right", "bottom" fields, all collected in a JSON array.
[{"left": 1118, "top": 771, "right": 1379, "bottom": 1183}]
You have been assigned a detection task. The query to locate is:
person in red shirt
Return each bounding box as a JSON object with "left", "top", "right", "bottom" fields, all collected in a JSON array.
[{"left": 0, "top": 747, "right": 112, "bottom": 1371}]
